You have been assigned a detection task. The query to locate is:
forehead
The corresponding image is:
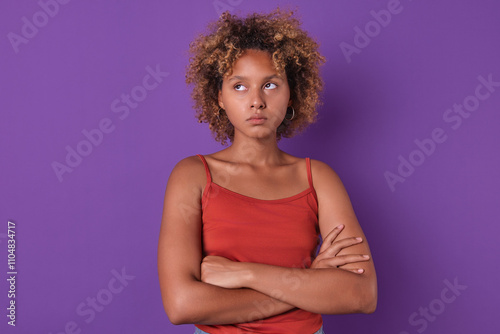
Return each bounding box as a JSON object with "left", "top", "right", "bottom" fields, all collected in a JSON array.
[{"left": 226, "top": 49, "right": 285, "bottom": 78}]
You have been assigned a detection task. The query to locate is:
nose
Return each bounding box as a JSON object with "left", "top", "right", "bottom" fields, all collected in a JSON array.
[{"left": 250, "top": 89, "right": 265, "bottom": 109}]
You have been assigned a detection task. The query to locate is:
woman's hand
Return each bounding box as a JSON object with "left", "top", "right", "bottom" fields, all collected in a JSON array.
[
  {"left": 201, "top": 255, "right": 249, "bottom": 289},
  {"left": 202, "top": 224, "right": 370, "bottom": 290},
  {"left": 311, "top": 224, "right": 370, "bottom": 273}
]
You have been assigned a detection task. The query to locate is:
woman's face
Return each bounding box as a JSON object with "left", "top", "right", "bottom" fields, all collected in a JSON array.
[{"left": 218, "top": 49, "right": 291, "bottom": 141}]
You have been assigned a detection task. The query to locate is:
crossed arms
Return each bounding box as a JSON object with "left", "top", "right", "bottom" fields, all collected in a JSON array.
[{"left": 157, "top": 156, "right": 377, "bottom": 325}]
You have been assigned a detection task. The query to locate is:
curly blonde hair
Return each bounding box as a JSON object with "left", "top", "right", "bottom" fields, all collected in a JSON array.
[{"left": 186, "top": 8, "right": 325, "bottom": 145}]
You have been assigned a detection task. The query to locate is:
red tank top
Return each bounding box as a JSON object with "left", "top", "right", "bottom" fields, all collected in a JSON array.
[{"left": 195, "top": 154, "right": 323, "bottom": 334}]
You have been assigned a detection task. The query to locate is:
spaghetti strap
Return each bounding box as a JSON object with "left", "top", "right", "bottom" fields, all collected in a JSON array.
[
  {"left": 306, "top": 157, "right": 318, "bottom": 204},
  {"left": 306, "top": 157, "right": 313, "bottom": 188},
  {"left": 196, "top": 154, "right": 212, "bottom": 183}
]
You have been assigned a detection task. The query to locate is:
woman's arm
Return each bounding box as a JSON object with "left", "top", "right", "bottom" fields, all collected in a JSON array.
[
  {"left": 157, "top": 156, "right": 295, "bottom": 325},
  {"left": 201, "top": 159, "right": 378, "bottom": 314}
]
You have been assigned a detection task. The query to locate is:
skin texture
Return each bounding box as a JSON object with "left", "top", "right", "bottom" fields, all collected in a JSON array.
[
  {"left": 157, "top": 49, "right": 377, "bottom": 325},
  {"left": 218, "top": 50, "right": 292, "bottom": 143}
]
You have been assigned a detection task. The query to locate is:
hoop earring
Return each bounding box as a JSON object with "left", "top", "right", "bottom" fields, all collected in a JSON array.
[{"left": 285, "top": 106, "right": 295, "bottom": 121}]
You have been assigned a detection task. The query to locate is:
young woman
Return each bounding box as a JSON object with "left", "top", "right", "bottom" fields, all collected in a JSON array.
[{"left": 158, "top": 9, "right": 377, "bottom": 334}]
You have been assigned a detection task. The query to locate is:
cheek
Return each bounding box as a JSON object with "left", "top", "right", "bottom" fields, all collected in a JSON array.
[
  {"left": 220, "top": 88, "right": 241, "bottom": 111},
  {"left": 269, "top": 108, "right": 288, "bottom": 128}
]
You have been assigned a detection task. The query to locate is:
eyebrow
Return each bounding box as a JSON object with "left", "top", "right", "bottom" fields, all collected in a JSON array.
[{"left": 227, "top": 74, "right": 283, "bottom": 82}]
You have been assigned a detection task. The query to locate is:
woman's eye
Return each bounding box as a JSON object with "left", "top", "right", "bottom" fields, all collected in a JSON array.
[
  {"left": 265, "top": 83, "right": 277, "bottom": 89},
  {"left": 234, "top": 84, "right": 246, "bottom": 91}
]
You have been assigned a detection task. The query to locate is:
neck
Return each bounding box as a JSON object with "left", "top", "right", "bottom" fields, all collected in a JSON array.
[{"left": 226, "top": 133, "right": 283, "bottom": 167}]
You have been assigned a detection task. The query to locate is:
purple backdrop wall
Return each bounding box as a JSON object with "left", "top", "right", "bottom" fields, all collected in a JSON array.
[{"left": 1, "top": 0, "right": 499, "bottom": 333}]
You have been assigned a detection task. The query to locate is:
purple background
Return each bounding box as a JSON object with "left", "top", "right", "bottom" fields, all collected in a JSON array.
[{"left": 1, "top": 0, "right": 499, "bottom": 333}]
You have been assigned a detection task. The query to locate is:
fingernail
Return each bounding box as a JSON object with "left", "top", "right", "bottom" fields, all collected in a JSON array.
[
  {"left": 357, "top": 269, "right": 364, "bottom": 273},
  {"left": 363, "top": 255, "right": 370, "bottom": 259},
  {"left": 337, "top": 224, "right": 344, "bottom": 229},
  {"left": 356, "top": 237, "right": 362, "bottom": 241}
]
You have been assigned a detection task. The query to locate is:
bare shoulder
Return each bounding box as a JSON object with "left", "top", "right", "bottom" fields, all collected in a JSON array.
[
  {"left": 167, "top": 155, "right": 206, "bottom": 189},
  {"left": 309, "top": 158, "right": 344, "bottom": 189},
  {"left": 160, "top": 155, "right": 207, "bottom": 244},
  {"left": 170, "top": 155, "right": 205, "bottom": 174},
  {"left": 308, "top": 158, "right": 353, "bottom": 213},
  {"left": 309, "top": 158, "right": 335, "bottom": 173}
]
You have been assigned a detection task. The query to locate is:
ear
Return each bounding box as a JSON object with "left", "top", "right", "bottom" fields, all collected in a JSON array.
[
  {"left": 287, "top": 99, "right": 293, "bottom": 107},
  {"left": 218, "top": 90, "right": 225, "bottom": 109}
]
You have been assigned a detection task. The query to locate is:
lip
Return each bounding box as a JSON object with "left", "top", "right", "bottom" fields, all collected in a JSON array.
[{"left": 247, "top": 117, "right": 267, "bottom": 124}]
